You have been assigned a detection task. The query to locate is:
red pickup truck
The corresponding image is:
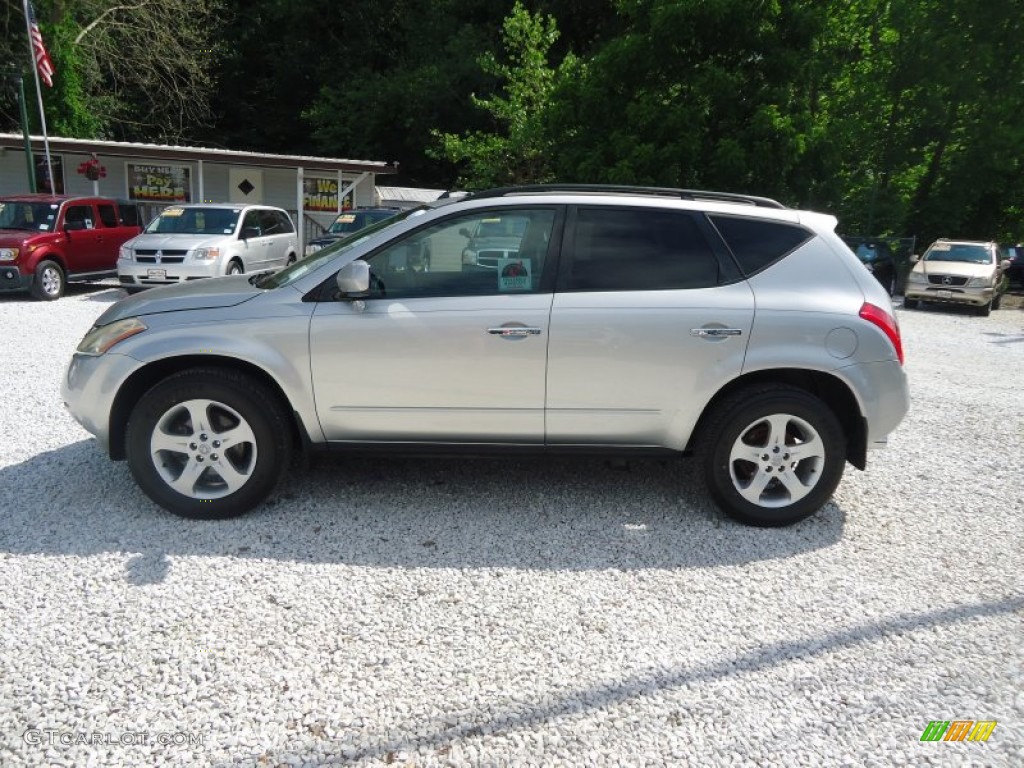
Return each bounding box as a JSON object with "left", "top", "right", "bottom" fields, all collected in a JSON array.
[{"left": 0, "top": 194, "right": 142, "bottom": 300}]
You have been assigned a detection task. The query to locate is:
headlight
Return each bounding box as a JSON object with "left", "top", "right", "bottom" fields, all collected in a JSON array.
[
  {"left": 0, "top": 247, "right": 19, "bottom": 262},
  {"left": 76, "top": 317, "right": 147, "bottom": 356},
  {"left": 118, "top": 245, "right": 132, "bottom": 262},
  {"left": 192, "top": 247, "right": 221, "bottom": 261},
  {"left": 304, "top": 244, "right": 322, "bottom": 256},
  {"left": 907, "top": 271, "right": 927, "bottom": 283},
  {"left": 966, "top": 276, "right": 992, "bottom": 288}
]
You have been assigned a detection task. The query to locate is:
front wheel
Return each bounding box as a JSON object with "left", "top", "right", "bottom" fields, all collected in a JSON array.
[
  {"left": 976, "top": 299, "right": 992, "bottom": 317},
  {"left": 903, "top": 297, "right": 919, "bottom": 309},
  {"left": 31, "top": 259, "right": 65, "bottom": 300},
  {"left": 698, "top": 385, "right": 846, "bottom": 527},
  {"left": 126, "top": 368, "right": 291, "bottom": 519},
  {"left": 227, "top": 259, "right": 244, "bottom": 276}
]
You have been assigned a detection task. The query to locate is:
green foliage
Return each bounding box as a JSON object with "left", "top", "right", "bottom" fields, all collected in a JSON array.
[{"left": 433, "top": 1, "right": 577, "bottom": 188}]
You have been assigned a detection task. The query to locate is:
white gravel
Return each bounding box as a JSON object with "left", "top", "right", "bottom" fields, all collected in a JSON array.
[{"left": 0, "top": 283, "right": 1021, "bottom": 767}]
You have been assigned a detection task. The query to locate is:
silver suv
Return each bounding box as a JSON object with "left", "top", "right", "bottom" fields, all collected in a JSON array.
[{"left": 63, "top": 185, "right": 909, "bottom": 527}]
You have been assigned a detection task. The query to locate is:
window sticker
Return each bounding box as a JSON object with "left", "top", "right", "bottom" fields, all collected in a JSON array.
[
  {"left": 931, "top": 243, "right": 951, "bottom": 251},
  {"left": 162, "top": 207, "right": 184, "bottom": 217},
  {"left": 497, "top": 258, "right": 532, "bottom": 291},
  {"left": 336, "top": 214, "right": 356, "bottom": 224}
]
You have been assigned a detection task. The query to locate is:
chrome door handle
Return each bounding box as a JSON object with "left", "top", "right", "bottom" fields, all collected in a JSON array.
[
  {"left": 487, "top": 327, "right": 543, "bottom": 338},
  {"left": 690, "top": 328, "right": 743, "bottom": 337}
]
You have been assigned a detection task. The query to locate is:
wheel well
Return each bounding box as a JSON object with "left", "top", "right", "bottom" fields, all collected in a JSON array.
[
  {"left": 108, "top": 356, "right": 305, "bottom": 460},
  {"left": 689, "top": 369, "right": 868, "bottom": 469},
  {"left": 32, "top": 252, "right": 65, "bottom": 273}
]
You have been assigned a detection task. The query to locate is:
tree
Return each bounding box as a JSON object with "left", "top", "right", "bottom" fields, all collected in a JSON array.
[
  {"left": 433, "top": 1, "right": 577, "bottom": 188},
  {"left": 0, "top": 0, "right": 227, "bottom": 141}
]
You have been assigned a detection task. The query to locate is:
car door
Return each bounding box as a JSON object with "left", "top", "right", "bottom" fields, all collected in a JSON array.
[
  {"left": 545, "top": 205, "right": 755, "bottom": 449},
  {"left": 258, "top": 209, "right": 287, "bottom": 267},
  {"left": 60, "top": 202, "right": 106, "bottom": 273},
  {"left": 237, "top": 209, "right": 268, "bottom": 271},
  {"left": 309, "top": 206, "right": 561, "bottom": 443}
]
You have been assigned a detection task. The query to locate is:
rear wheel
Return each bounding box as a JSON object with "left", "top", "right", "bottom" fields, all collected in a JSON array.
[
  {"left": 126, "top": 368, "right": 291, "bottom": 519},
  {"left": 698, "top": 385, "right": 846, "bottom": 527},
  {"left": 31, "top": 259, "right": 65, "bottom": 300}
]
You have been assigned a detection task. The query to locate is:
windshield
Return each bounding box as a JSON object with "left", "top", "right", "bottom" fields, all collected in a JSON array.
[
  {"left": 144, "top": 207, "right": 241, "bottom": 235},
  {"left": 0, "top": 201, "right": 59, "bottom": 232},
  {"left": 924, "top": 243, "right": 992, "bottom": 264},
  {"left": 256, "top": 206, "right": 427, "bottom": 289}
]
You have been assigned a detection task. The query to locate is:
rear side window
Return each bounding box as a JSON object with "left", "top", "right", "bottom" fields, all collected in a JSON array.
[
  {"left": 118, "top": 203, "right": 140, "bottom": 227},
  {"left": 97, "top": 204, "right": 118, "bottom": 228},
  {"left": 711, "top": 216, "right": 812, "bottom": 276},
  {"left": 259, "top": 209, "right": 283, "bottom": 235},
  {"left": 275, "top": 211, "right": 295, "bottom": 233},
  {"left": 563, "top": 208, "right": 721, "bottom": 291}
]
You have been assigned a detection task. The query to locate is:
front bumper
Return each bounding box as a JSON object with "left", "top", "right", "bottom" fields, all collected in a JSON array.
[
  {"left": 118, "top": 261, "right": 220, "bottom": 287},
  {"left": 61, "top": 351, "right": 144, "bottom": 455},
  {"left": 904, "top": 283, "right": 995, "bottom": 306},
  {"left": 0, "top": 265, "right": 32, "bottom": 292}
]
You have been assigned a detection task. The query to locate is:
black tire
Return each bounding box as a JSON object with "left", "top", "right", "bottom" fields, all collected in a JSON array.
[
  {"left": 125, "top": 368, "right": 292, "bottom": 519},
  {"left": 991, "top": 292, "right": 1002, "bottom": 310},
  {"left": 286, "top": 253, "right": 297, "bottom": 266},
  {"left": 903, "top": 297, "right": 918, "bottom": 309},
  {"left": 976, "top": 299, "right": 992, "bottom": 317},
  {"left": 697, "top": 385, "right": 846, "bottom": 527},
  {"left": 30, "top": 259, "right": 65, "bottom": 300},
  {"left": 227, "top": 259, "right": 244, "bottom": 275}
]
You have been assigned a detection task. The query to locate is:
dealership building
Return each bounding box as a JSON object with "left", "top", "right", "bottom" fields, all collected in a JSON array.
[{"left": 0, "top": 132, "right": 398, "bottom": 253}]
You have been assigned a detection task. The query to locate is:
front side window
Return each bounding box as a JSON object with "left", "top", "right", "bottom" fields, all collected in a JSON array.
[
  {"left": 240, "top": 211, "right": 262, "bottom": 238},
  {"left": 63, "top": 205, "right": 95, "bottom": 231},
  {"left": 258, "top": 209, "right": 283, "bottom": 236},
  {"left": 363, "top": 208, "right": 557, "bottom": 299},
  {"left": 275, "top": 211, "right": 295, "bottom": 234},
  {"left": 562, "top": 208, "right": 721, "bottom": 291}
]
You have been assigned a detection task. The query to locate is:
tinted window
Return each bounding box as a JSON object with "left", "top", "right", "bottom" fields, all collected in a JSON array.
[
  {"left": 63, "top": 205, "right": 94, "bottom": 231},
  {"left": 241, "top": 211, "right": 262, "bottom": 237},
  {"left": 118, "top": 203, "right": 140, "bottom": 227},
  {"left": 564, "top": 208, "right": 720, "bottom": 292},
  {"left": 259, "top": 209, "right": 283, "bottom": 235},
  {"left": 363, "top": 208, "right": 556, "bottom": 299},
  {"left": 711, "top": 216, "right": 812, "bottom": 275},
  {"left": 97, "top": 204, "right": 118, "bottom": 227},
  {"left": 275, "top": 211, "right": 294, "bottom": 233}
]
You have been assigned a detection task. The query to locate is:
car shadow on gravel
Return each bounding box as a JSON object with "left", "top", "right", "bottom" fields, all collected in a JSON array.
[{"left": 0, "top": 441, "right": 845, "bottom": 578}]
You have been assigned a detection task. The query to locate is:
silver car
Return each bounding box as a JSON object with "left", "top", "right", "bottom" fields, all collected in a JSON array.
[
  {"left": 118, "top": 204, "right": 298, "bottom": 288},
  {"left": 63, "top": 185, "right": 910, "bottom": 526}
]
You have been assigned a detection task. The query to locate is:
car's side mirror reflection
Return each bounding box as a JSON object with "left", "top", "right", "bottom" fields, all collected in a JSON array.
[{"left": 336, "top": 260, "right": 370, "bottom": 296}]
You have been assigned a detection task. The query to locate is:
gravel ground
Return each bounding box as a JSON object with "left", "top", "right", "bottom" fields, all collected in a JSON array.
[{"left": 0, "top": 283, "right": 1021, "bottom": 767}]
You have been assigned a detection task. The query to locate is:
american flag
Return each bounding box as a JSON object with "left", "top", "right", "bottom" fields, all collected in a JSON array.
[{"left": 27, "top": 1, "right": 56, "bottom": 87}]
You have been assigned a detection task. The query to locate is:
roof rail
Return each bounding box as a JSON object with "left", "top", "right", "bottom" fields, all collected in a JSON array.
[{"left": 466, "top": 184, "right": 787, "bottom": 210}]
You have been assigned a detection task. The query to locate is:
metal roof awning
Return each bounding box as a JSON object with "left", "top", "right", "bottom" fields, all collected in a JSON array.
[{"left": 0, "top": 132, "right": 398, "bottom": 175}]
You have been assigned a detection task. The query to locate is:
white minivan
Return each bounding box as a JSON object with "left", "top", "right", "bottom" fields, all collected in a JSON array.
[{"left": 118, "top": 204, "right": 298, "bottom": 288}]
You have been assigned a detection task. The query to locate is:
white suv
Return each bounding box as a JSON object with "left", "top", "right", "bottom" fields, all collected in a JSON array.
[{"left": 118, "top": 204, "right": 297, "bottom": 288}]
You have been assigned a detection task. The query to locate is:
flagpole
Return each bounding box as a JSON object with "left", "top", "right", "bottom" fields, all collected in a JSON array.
[{"left": 22, "top": 0, "right": 54, "bottom": 193}]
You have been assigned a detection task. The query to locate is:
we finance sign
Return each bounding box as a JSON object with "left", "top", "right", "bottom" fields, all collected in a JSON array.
[{"left": 304, "top": 177, "right": 352, "bottom": 212}]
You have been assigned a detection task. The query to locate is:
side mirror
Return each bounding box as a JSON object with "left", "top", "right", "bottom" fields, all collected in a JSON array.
[
  {"left": 240, "top": 226, "right": 260, "bottom": 240},
  {"left": 336, "top": 260, "right": 370, "bottom": 295},
  {"left": 459, "top": 227, "right": 472, "bottom": 239},
  {"left": 64, "top": 221, "right": 84, "bottom": 232},
  {"left": 910, "top": 254, "right": 920, "bottom": 262},
  {"left": 999, "top": 258, "right": 1011, "bottom": 272}
]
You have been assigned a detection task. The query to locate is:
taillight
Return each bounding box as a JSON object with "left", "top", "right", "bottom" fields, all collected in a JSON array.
[{"left": 859, "top": 302, "right": 904, "bottom": 365}]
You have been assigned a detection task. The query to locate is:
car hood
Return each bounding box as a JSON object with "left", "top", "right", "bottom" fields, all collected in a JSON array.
[
  {"left": 95, "top": 276, "right": 261, "bottom": 326},
  {"left": 126, "top": 233, "right": 233, "bottom": 251},
  {"left": 0, "top": 228, "right": 46, "bottom": 245},
  {"left": 915, "top": 260, "right": 993, "bottom": 278}
]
